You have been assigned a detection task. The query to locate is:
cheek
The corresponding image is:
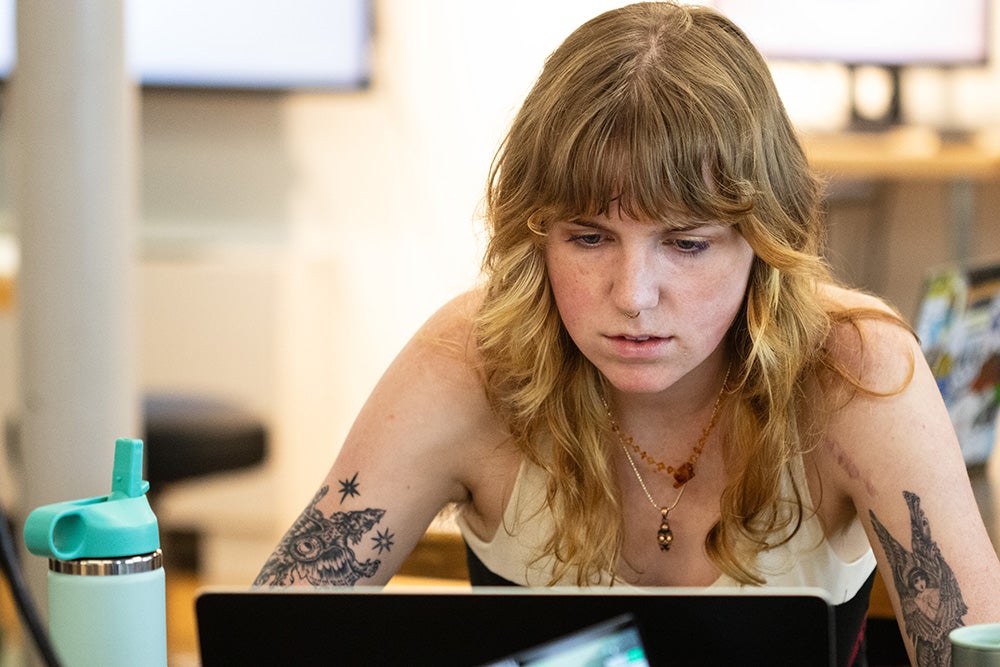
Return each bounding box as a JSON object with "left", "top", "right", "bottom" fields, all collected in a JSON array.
[
  {"left": 545, "top": 247, "right": 589, "bottom": 309},
  {"left": 725, "top": 249, "right": 754, "bottom": 300},
  {"left": 687, "top": 282, "right": 744, "bottom": 332},
  {"left": 547, "top": 272, "right": 586, "bottom": 334},
  {"left": 691, "top": 248, "right": 754, "bottom": 329},
  {"left": 723, "top": 254, "right": 754, "bottom": 324}
]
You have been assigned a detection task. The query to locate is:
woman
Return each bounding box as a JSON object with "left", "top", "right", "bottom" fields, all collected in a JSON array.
[{"left": 255, "top": 3, "right": 1000, "bottom": 665}]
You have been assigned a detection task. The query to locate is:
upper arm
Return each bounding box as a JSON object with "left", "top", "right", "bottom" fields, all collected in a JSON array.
[
  {"left": 255, "top": 291, "right": 508, "bottom": 587},
  {"left": 816, "top": 311, "right": 1000, "bottom": 663}
]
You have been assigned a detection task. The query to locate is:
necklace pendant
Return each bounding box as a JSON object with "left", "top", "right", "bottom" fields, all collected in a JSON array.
[{"left": 657, "top": 508, "right": 674, "bottom": 551}]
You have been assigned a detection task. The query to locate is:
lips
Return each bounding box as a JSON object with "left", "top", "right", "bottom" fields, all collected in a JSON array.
[
  {"left": 613, "top": 332, "right": 663, "bottom": 342},
  {"left": 606, "top": 333, "right": 671, "bottom": 359}
]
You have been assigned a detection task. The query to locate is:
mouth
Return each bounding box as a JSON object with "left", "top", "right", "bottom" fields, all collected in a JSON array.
[
  {"left": 604, "top": 333, "right": 670, "bottom": 360},
  {"left": 612, "top": 332, "right": 665, "bottom": 341},
  {"left": 607, "top": 333, "right": 671, "bottom": 351}
]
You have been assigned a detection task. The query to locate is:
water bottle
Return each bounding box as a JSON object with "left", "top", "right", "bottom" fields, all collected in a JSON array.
[{"left": 23, "top": 438, "right": 167, "bottom": 667}]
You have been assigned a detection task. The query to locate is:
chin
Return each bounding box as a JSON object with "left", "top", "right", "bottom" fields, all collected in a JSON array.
[{"left": 602, "top": 370, "right": 681, "bottom": 396}]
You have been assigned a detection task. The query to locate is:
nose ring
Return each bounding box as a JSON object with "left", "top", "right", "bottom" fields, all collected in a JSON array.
[{"left": 624, "top": 310, "right": 640, "bottom": 319}]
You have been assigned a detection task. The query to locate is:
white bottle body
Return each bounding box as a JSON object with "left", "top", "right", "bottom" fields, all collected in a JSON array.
[{"left": 47, "top": 553, "right": 167, "bottom": 667}]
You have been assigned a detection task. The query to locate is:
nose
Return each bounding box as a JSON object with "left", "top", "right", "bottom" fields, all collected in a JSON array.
[{"left": 611, "top": 246, "right": 660, "bottom": 315}]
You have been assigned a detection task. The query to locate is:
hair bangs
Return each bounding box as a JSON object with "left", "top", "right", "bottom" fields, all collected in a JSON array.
[
  {"left": 535, "top": 67, "right": 758, "bottom": 232},
  {"left": 537, "top": 118, "right": 716, "bottom": 233}
]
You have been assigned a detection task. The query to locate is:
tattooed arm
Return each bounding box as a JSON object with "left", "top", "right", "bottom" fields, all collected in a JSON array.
[
  {"left": 812, "top": 292, "right": 1000, "bottom": 666},
  {"left": 253, "top": 483, "right": 390, "bottom": 587},
  {"left": 255, "top": 292, "right": 513, "bottom": 588},
  {"left": 868, "top": 492, "right": 971, "bottom": 666}
]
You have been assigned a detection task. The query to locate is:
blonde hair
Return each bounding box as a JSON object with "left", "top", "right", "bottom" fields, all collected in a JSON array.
[{"left": 474, "top": 2, "right": 898, "bottom": 585}]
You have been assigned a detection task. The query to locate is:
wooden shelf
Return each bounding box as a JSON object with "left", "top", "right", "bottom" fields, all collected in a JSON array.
[{"left": 804, "top": 128, "right": 1000, "bottom": 180}]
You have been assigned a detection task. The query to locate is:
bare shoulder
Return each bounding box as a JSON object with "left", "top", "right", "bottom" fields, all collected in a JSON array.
[
  {"left": 371, "top": 288, "right": 493, "bottom": 432},
  {"left": 357, "top": 288, "right": 516, "bottom": 480},
  {"left": 807, "top": 282, "right": 954, "bottom": 508},
  {"left": 391, "top": 289, "right": 487, "bottom": 404},
  {"left": 818, "top": 281, "right": 896, "bottom": 314},
  {"left": 805, "top": 282, "right": 927, "bottom": 512},
  {"left": 816, "top": 282, "right": 917, "bottom": 392},
  {"left": 416, "top": 288, "right": 484, "bottom": 354}
]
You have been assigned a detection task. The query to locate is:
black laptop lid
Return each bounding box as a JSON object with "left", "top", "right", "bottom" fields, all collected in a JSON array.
[{"left": 196, "top": 586, "right": 834, "bottom": 666}]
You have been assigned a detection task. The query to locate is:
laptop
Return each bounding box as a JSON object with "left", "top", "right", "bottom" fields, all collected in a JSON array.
[{"left": 196, "top": 586, "right": 835, "bottom": 666}]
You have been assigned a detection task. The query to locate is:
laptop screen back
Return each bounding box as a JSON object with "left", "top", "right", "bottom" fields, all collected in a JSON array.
[{"left": 196, "top": 586, "right": 834, "bottom": 666}]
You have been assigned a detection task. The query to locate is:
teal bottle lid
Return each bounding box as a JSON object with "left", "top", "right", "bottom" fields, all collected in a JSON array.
[{"left": 24, "top": 438, "right": 161, "bottom": 561}]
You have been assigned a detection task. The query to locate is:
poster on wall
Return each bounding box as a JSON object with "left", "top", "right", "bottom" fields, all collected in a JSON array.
[{"left": 916, "top": 264, "right": 1000, "bottom": 467}]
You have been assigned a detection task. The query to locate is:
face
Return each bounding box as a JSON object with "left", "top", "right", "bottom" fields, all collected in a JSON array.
[{"left": 545, "top": 205, "right": 754, "bottom": 396}]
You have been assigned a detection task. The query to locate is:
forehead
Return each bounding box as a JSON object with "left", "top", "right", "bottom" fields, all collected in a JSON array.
[{"left": 568, "top": 198, "right": 726, "bottom": 232}]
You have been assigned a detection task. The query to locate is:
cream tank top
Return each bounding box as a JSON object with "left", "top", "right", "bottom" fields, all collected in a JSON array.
[{"left": 456, "top": 451, "right": 876, "bottom": 604}]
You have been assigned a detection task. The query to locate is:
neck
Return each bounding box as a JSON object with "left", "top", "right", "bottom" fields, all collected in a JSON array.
[
  {"left": 606, "top": 360, "right": 732, "bottom": 484},
  {"left": 606, "top": 353, "right": 732, "bottom": 427}
]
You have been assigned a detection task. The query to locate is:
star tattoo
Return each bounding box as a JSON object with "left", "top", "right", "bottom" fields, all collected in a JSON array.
[
  {"left": 338, "top": 472, "right": 361, "bottom": 504},
  {"left": 372, "top": 528, "right": 395, "bottom": 554}
]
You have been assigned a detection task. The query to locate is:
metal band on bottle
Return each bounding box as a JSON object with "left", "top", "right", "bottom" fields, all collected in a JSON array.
[{"left": 48, "top": 548, "right": 163, "bottom": 576}]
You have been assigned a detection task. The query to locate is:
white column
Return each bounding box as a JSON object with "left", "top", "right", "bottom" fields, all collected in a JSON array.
[{"left": 9, "top": 0, "right": 138, "bottom": 623}]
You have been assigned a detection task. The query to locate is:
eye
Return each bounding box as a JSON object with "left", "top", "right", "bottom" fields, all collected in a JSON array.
[
  {"left": 671, "top": 238, "right": 711, "bottom": 254},
  {"left": 568, "top": 232, "right": 606, "bottom": 247}
]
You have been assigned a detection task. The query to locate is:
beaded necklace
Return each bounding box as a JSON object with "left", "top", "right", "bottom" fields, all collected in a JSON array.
[{"left": 604, "top": 365, "right": 730, "bottom": 551}]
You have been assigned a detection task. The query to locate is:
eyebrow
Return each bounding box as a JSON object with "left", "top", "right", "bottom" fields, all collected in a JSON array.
[
  {"left": 567, "top": 216, "right": 709, "bottom": 233},
  {"left": 565, "top": 218, "right": 607, "bottom": 229}
]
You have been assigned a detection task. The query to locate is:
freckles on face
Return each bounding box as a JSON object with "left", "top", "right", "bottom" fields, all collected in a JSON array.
[{"left": 544, "top": 215, "right": 754, "bottom": 391}]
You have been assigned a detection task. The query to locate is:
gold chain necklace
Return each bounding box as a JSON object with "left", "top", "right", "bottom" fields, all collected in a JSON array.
[
  {"left": 620, "top": 444, "right": 688, "bottom": 550},
  {"left": 604, "top": 364, "right": 731, "bottom": 552},
  {"left": 607, "top": 363, "right": 731, "bottom": 489}
]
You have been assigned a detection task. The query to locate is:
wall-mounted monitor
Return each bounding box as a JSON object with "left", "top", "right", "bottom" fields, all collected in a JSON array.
[
  {"left": 714, "top": 0, "right": 991, "bottom": 128},
  {"left": 0, "top": 0, "right": 373, "bottom": 91},
  {"left": 713, "top": 0, "right": 989, "bottom": 67}
]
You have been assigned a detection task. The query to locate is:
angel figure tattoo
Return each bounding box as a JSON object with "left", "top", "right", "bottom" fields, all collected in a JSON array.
[{"left": 869, "top": 490, "right": 968, "bottom": 667}]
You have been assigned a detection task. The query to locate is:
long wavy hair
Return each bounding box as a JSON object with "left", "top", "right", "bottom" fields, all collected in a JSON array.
[{"left": 474, "top": 2, "right": 901, "bottom": 585}]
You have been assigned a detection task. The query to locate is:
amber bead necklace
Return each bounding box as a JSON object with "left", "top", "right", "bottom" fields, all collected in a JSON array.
[{"left": 603, "top": 364, "right": 731, "bottom": 551}]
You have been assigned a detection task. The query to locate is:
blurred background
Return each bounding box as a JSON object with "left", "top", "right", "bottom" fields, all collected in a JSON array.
[{"left": 0, "top": 1, "right": 998, "bottom": 664}]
